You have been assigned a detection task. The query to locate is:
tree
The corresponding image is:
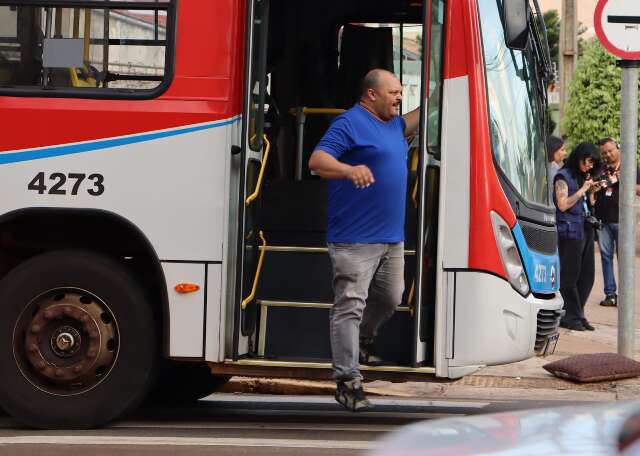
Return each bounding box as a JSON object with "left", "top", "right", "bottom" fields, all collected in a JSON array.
[
  {"left": 561, "top": 38, "right": 640, "bottom": 161},
  {"left": 543, "top": 10, "right": 588, "bottom": 72}
]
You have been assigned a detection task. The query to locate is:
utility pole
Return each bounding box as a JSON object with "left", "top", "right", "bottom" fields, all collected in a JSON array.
[{"left": 559, "top": 0, "right": 577, "bottom": 121}]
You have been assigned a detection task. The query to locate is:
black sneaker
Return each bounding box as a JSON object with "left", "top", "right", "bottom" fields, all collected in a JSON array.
[
  {"left": 335, "top": 378, "right": 372, "bottom": 412},
  {"left": 600, "top": 294, "right": 617, "bottom": 307},
  {"left": 359, "top": 337, "right": 387, "bottom": 366}
]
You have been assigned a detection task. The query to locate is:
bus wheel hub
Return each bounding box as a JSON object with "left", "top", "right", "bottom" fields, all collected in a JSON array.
[
  {"left": 17, "top": 290, "right": 119, "bottom": 393},
  {"left": 51, "top": 326, "right": 81, "bottom": 357}
]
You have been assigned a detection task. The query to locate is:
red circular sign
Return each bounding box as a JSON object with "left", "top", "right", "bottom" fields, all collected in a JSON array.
[{"left": 594, "top": 0, "right": 640, "bottom": 60}]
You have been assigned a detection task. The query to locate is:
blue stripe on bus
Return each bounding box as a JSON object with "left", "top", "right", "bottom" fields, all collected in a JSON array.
[{"left": 0, "top": 117, "right": 238, "bottom": 165}]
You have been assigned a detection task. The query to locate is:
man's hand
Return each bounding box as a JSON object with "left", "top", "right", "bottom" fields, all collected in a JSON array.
[
  {"left": 347, "top": 164, "right": 375, "bottom": 188},
  {"left": 309, "top": 150, "right": 375, "bottom": 188}
]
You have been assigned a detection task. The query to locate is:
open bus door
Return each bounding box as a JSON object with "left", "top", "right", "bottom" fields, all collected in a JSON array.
[
  {"left": 412, "top": 0, "right": 444, "bottom": 367},
  {"left": 228, "top": 0, "right": 445, "bottom": 372},
  {"left": 233, "top": 0, "right": 270, "bottom": 358}
]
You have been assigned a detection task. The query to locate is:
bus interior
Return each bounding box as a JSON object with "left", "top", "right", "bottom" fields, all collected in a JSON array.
[{"left": 237, "top": 0, "right": 443, "bottom": 370}]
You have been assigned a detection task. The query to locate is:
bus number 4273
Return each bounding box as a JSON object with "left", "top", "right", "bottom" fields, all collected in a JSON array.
[{"left": 27, "top": 172, "right": 105, "bottom": 196}]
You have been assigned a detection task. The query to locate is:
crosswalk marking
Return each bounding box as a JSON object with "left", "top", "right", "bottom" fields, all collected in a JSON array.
[
  {"left": 110, "top": 421, "right": 397, "bottom": 432},
  {"left": 0, "top": 435, "right": 376, "bottom": 450}
]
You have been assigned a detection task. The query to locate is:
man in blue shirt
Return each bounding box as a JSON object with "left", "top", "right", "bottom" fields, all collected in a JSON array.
[{"left": 309, "top": 69, "right": 419, "bottom": 411}]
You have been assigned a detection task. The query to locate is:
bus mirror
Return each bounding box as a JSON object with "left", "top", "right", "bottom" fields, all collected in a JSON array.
[{"left": 504, "top": 0, "right": 529, "bottom": 50}]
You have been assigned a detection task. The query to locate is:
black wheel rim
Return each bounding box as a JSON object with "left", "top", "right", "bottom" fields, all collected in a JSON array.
[{"left": 12, "top": 288, "right": 120, "bottom": 396}]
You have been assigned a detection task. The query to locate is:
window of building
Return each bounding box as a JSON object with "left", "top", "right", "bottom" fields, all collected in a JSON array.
[{"left": 0, "top": 1, "right": 174, "bottom": 97}]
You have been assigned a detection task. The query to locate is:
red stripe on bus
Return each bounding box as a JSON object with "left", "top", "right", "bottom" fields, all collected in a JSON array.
[{"left": 465, "top": 0, "right": 515, "bottom": 278}]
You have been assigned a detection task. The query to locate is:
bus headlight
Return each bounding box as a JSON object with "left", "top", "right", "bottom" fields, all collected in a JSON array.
[{"left": 490, "top": 211, "right": 530, "bottom": 296}]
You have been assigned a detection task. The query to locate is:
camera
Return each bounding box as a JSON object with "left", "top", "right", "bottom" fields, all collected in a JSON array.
[
  {"left": 586, "top": 215, "right": 604, "bottom": 230},
  {"left": 593, "top": 165, "right": 618, "bottom": 188}
]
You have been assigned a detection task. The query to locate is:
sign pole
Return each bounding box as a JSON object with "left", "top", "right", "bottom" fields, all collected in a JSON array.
[
  {"left": 594, "top": 0, "right": 640, "bottom": 359},
  {"left": 618, "top": 60, "right": 639, "bottom": 359}
]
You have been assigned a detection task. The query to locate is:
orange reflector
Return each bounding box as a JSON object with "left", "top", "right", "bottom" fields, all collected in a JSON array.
[{"left": 174, "top": 283, "right": 200, "bottom": 294}]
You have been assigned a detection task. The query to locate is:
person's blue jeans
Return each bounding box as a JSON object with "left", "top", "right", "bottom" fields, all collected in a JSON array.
[{"left": 598, "top": 223, "right": 619, "bottom": 296}]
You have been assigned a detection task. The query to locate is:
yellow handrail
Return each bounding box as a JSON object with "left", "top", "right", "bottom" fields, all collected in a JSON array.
[
  {"left": 245, "top": 135, "right": 270, "bottom": 206},
  {"left": 407, "top": 279, "right": 416, "bottom": 316},
  {"left": 241, "top": 230, "right": 267, "bottom": 310}
]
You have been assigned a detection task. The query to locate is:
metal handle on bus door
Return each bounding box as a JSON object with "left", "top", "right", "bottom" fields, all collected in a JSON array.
[
  {"left": 241, "top": 230, "right": 267, "bottom": 310},
  {"left": 407, "top": 279, "right": 415, "bottom": 317},
  {"left": 290, "top": 107, "right": 346, "bottom": 181},
  {"left": 410, "top": 147, "right": 419, "bottom": 207},
  {"left": 245, "top": 135, "right": 270, "bottom": 206}
]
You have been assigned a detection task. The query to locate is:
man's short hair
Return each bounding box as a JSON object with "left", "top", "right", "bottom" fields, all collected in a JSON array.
[
  {"left": 360, "top": 69, "right": 395, "bottom": 98},
  {"left": 360, "top": 70, "right": 382, "bottom": 98},
  {"left": 598, "top": 137, "right": 620, "bottom": 149}
]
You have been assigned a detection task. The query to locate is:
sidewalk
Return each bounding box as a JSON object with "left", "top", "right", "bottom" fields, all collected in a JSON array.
[{"left": 223, "top": 251, "right": 640, "bottom": 403}]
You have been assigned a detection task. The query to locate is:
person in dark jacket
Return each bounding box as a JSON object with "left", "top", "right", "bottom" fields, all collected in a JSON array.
[{"left": 553, "top": 142, "right": 603, "bottom": 331}]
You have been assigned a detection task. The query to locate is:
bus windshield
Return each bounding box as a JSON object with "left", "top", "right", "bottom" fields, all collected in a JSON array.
[{"left": 478, "top": 0, "right": 548, "bottom": 206}]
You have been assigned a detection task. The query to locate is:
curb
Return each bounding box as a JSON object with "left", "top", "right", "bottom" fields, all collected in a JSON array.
[{"left": 218, "top": 372, "right": 640, "bottom": 401}]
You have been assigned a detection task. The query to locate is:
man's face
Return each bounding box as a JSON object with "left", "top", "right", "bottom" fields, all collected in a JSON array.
[
  {"left": 370, "top": 73, "right": 403, "bottom": 120},
  {"left": 579, "top": 157, "right": 594, "bottom": 173},
  {"left": 600, "top": 140, "right": 620, "bottom": 165}
]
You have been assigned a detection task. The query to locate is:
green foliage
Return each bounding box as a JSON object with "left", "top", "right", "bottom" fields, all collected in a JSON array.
[
  {"left": 562, "top": 39, "right": 640, "bottom": 161},
  {"left": 543, "top": 10, "right": 560, "bottom": 66}
]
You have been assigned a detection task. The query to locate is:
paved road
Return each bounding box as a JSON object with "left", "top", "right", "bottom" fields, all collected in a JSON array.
[{"left": 0, "top": 393, "right": 593, "bottom": 455}]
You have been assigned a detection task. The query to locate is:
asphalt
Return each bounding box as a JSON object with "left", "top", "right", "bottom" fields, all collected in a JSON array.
[{"left": 223, "top": 250, "right": 640, "bottom": 404}]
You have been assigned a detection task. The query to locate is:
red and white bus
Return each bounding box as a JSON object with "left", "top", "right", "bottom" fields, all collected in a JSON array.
[{"left": 0, "top": 0, "right": 562, "bottom": 428}]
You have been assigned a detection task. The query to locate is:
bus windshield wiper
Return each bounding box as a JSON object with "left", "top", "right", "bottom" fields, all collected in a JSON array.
[
  {"left": 528, "top": 0, "right": 554, "bottom": 88},
  {"left": 527, "top": 0, "right": 554, "bottom": 130}
]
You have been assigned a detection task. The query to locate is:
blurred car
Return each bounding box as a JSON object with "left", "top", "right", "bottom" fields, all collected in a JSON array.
[{"left": 371, "top": 401, "right": 640, "bottom": 455}]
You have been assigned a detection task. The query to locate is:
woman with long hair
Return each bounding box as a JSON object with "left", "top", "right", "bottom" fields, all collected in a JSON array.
[{"left": 553, "top": 142, "right": 602, "bottom": 331}]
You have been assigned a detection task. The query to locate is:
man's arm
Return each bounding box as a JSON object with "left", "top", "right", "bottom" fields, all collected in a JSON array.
[
  {"left": 308, "top": 150, "right": 375, "bottom": 188},
  {"left": 402, "top": 107, "right": 420, "bottom": 137},
  {"left": 636, "top": 184, "right": 640, "bottom": 197}
]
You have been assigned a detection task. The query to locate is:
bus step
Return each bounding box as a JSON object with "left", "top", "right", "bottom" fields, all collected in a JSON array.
[
  {"left": 257, "top": 300, "right": 413, "bottom": 365},
  {"left": 255, "top": 247, "right": 417, "bottom": 303}
]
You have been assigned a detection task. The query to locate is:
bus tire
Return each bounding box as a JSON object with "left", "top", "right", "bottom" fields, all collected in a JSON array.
[
  {"left": 0, "top": 249, "right": 157, "bottom": 429},
  {"left": 147, "top": 361, "right": 230, "bottom": 404}
]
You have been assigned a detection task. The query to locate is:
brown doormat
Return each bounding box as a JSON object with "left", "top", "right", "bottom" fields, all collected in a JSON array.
[{"left": 543, "top": 353, "right": 640, "bottom": 383}]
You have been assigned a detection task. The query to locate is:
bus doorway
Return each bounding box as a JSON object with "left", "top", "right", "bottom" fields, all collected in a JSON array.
[{"left": 233, "top": 0, "right": 443, "bottom": 375}]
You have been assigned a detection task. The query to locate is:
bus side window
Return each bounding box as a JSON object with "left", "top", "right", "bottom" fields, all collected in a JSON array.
[
  {"left": 426, "top": 0, "right": 445, "bottom": 157},
  {"left": 0, "top": 2, "right": 173, "bottom": 95}
]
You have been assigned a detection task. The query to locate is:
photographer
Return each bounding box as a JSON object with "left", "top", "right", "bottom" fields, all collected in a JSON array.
[
  {"left": 554, "top": 142, "right": 603, "bottom": 331},
  {"left": 593, "top": 138, "right": 640, "bottom": 307}
]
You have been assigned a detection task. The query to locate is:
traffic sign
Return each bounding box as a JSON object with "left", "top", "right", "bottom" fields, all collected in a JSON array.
[{"left": 595, "top": 0, "right": 640, "bottom": 60}]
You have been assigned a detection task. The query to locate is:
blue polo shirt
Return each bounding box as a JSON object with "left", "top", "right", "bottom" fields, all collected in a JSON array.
[{"left": 315, "top": 104, "right": 408, "bottom": 244}]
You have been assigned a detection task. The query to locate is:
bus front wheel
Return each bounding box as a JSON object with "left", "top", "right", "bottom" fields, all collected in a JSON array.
[{"left": 0, "top": 250, "right": 157, "bottom": 429}]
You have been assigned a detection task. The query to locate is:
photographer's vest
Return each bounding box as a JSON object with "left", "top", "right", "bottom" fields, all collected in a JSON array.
[{"left": 553, "top": 168, "right": 586, "bottom": 241}]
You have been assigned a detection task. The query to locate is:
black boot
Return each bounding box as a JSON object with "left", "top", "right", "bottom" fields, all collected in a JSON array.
[
  {"left": 581, "top": 318, "right": 595, "bottom": 331},
  {"left": 599, "top": 294, "right": 617, "bottom": 307}
]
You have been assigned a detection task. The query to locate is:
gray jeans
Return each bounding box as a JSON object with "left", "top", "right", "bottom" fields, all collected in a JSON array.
[{"left": 327, "top": 242, "right": 405, "bottom": 381}]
